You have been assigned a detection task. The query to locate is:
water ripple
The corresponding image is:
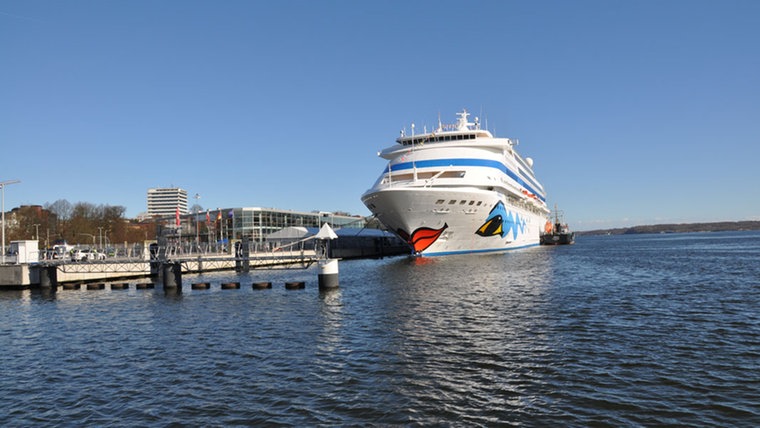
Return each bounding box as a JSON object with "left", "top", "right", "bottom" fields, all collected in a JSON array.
[{"left": 2, "top": 231, "right": 760, "bottom": 426}]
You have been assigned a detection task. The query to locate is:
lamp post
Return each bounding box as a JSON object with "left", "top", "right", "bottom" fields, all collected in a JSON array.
[{"left": 1, "top": 179, "right": 21, "bottom": 265}]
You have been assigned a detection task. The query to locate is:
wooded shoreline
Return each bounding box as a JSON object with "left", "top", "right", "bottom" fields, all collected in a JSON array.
[{"left": 578, "top": 220, "right": 760, "bottom": 236}]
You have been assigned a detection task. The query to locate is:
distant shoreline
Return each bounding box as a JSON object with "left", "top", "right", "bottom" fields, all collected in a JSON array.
[{"left": 577, "top": 220, "right": 760, "bottom": 236}]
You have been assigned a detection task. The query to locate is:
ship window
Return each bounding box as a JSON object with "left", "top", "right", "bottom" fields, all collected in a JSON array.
[
  {"left": 448, "top": 200, "right": 456, "bottom": 205},
  {"left": 459, "top": 200, "right": 466, "bottom": 205},
  {"left": 469, "top": 201, "right": 475, "bottom": 205},
  {"left": 435, "top": 199, "right": 445, "bottom": 205},
  {"left": 477, "top": 201, "right": 482, "bottom": 206}
]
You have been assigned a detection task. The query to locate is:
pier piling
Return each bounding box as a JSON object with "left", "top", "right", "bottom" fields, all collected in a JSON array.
[
  {"left": 221, "top": 282, "right": 240, "bottom": 289},
  {"left": 285, "top": 281, "right": 305, "bottom": 290},
  {"left": 253, "top": 281, "right": 272, "bottom": 289},
  {"left": 39, "top": 266, "right": 58, "bottom": 288},
  {"left": 162, "top": 262, "right": 182, "bottom": 289},
  {"left": 318, "top": 259, "right": 339, "bottom": 290}
]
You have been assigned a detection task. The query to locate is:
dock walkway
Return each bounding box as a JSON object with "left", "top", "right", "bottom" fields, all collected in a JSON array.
[{"left": 1, "top": 249, "right": 318, "bottom": 288}]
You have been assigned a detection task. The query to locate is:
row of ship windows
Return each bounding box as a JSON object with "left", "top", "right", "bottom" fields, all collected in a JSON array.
[
  {"left": 435, "top": 196, "right": 541, "bottom": 217},
  {"left": 401, "top": 134, "right": 476, "bottom": 146},
  {"left": 433, "top": 197, "right": 545, "bottom": 216},
  {"left": 435, "top": 199, "right": 484, "bottom": 206}
]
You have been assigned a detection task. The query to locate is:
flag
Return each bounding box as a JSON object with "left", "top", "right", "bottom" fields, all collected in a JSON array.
[
  {"left": 175, "top": 208, "right": 180, "bottom": 226},
  {"left": 228, "top": 209, "right": 234, "bottom": 218},
  {"left": 206, "top": 210, "right": 210, "bottom": 223},
  {"left": 216, "top": 210, "right": 222, "bottom": 221}
]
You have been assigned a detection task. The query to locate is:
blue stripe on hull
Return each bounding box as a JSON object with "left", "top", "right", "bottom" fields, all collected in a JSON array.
[{"left": 390, "top": 158, "right": 545, "bottom": 202}]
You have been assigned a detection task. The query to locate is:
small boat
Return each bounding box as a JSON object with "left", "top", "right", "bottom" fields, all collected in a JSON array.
[{"left": 540, "top": 206, "right": 575, "bottom": 245}]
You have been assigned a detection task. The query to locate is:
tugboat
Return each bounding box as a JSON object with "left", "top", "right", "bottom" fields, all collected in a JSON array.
[{"left": 540, "top": 206, "right": 575, "bottom": 245}]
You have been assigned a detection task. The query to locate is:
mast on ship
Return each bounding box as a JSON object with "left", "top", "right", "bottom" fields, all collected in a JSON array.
[{"left": 454, "top": 109, "right": 480, "bottom": 131}]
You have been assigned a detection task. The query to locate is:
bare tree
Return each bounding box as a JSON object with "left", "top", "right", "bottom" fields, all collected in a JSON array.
[{"left": 46, "top": 199, "right": 73, "bottom": 221}]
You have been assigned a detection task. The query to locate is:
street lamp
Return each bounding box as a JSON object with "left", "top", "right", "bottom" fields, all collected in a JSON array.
[{"left": 1, "top": 179, "right": 21, "bottom": 265}]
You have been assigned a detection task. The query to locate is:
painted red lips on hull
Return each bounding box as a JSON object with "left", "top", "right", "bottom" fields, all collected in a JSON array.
[{"left": 398, "top": 223, "right": 448, "bottom": 253}]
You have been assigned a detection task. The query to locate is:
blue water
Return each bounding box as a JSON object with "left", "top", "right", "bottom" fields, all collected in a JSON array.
[{"left": 2, "top": 231, "right": 759, "bottom": 426}]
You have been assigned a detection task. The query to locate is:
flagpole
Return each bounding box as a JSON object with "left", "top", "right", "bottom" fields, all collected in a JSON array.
[
  {"left": 176, "top": 207, "right": 181, "bottom": 254},
  {"left": 194, "top": 193, "right": 200, "bottom": 254}
]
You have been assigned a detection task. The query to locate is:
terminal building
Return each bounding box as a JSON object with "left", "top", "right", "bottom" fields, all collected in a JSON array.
[
  {"left": 181, "top": 207, "right": 365, "bottom": 245},
  {"left": 194, "top": 207, "right": 366, "bottom": 243},
  {"left": 163, "top": 206, "right": 410, "bottom": 258}
]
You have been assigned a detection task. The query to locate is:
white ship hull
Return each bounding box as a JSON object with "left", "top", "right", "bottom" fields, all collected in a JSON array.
[
  {"left": 362, "top": 187, "right": 544, "bottom": 256},
  {"left": 361, "top": 110, "right": 550, "bottom": 257}
]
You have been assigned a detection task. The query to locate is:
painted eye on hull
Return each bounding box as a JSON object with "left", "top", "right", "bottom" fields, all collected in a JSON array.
[
  {"left": 474, "top": 202, "right": 526, "bottom": 240},
  {"left": 476, "top": 215, "right": 503, "bottom": 237}
]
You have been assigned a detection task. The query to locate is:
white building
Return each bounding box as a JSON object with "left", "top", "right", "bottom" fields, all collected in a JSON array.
[{"left": 147, "top": 187, "right": 188, "bottom": 217}]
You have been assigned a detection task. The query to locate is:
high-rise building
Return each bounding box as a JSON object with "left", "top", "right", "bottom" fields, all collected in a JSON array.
[{"left": 147, "top": 187, "right": 188, "bottom": 217}]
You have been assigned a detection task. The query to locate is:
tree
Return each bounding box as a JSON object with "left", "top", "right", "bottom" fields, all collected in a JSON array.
[
  {"left": 45, "top": 199, "right": 73, "bottom": 242},
  {"left": 46, "top": 199, "right": 73, "bottom": 221}
]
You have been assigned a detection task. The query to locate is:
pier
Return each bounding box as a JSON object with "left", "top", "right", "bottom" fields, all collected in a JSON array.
[
  {"left": 1, "top": 226, "right": 410, "bottom": 289},
  {"left": 0, "top": 248, "right": 317, "bottom": 289}
]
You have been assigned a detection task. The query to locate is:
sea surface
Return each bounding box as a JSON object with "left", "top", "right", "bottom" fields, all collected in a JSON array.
[{"left": 1, "top": 231, "right": 759, "bottom": 427}]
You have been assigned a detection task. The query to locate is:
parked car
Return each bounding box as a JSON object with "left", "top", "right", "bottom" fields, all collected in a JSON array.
[
  {"left": 53, "top": 244, "right": 72, "bottom": 259},
  {"left": 71, "top": 249, "right": 106, "bottom": 261}
]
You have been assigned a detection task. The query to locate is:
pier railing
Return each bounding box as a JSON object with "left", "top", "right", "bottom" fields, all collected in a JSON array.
[{"left": 27, "top": 246, "right": 318, "bottom": 286}]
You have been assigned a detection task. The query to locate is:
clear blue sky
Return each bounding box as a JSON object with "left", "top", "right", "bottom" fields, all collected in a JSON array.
[{"left": 2, "top": 0, "right": 759, "bottom": 230}]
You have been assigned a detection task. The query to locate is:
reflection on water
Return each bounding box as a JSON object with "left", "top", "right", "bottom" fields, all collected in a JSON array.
[{"left": 1, "top": 232, "right": 759, "bottom": 426}]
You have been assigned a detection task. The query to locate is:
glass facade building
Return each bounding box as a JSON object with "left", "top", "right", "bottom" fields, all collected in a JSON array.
[{"left": 186, "top": 207, "right": 366, "bottom": 245}]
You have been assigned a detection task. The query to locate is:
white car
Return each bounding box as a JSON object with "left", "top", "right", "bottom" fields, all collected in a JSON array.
[{"left": 71, "top": 249, "right": 106, "bottom": 261}]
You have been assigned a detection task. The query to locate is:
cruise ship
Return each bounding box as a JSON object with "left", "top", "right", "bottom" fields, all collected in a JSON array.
[{"left": 361, "top": 110, "right": 550, "bottom": 256}]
